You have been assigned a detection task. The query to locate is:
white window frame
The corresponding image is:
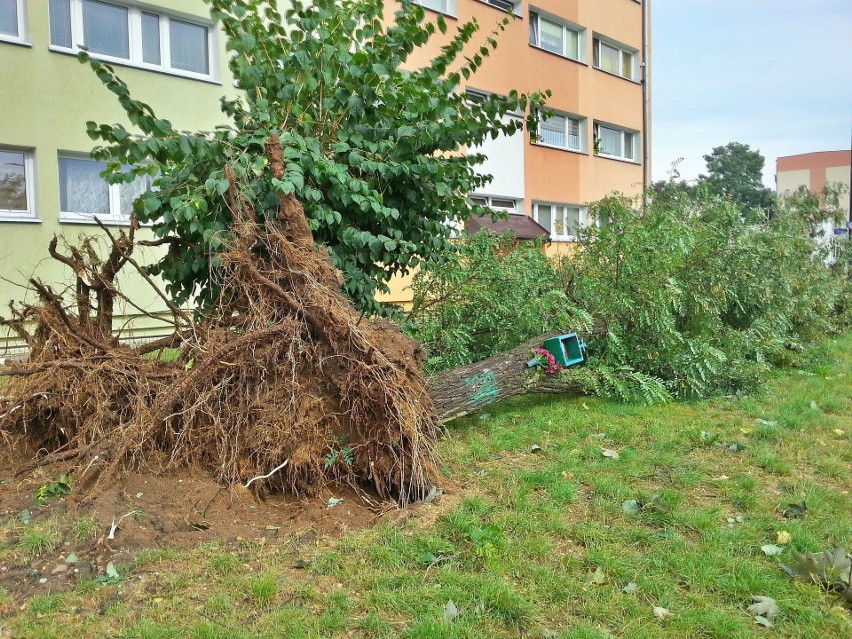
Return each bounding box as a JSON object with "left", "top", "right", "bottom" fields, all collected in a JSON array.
[
  {"left": 533, "top": 202, "right": 587, "bottom": 241},
  {"left": 476, "top": 0, "right": 522, "bottom": 13},
  {"left": 593, "top": 122, "right": 639, "bottom": 162},
  {"left": 58, "top": 153, "right": 152, "bottom": 225},
  {"left": 528, "top": 9, "right": 585, "bottom": 62},
  {"left": 0, "top": 146, "right": 36, "bottom": 222},
  {"left": 592, "top": 35, "right": 638, "bottom": 81},
  {"left": 413, "top": 0, "right": 457, "bottom": 17},
  {"left": 535, "top": 109, "right": 585, "bottom": 153},
  {"left": 0, "top": 0, "right": 28, "bottom": 45},
  {"left": 48, "top": 0, "right": 218, "bottom": 83},
  {"left": 471, "top": 195, "right": 522, "bottom": 216}
]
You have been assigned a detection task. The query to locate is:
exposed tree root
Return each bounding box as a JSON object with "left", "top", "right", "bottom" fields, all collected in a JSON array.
[{"left": 0, "top": 136, "right": 439, "bottom": 506}]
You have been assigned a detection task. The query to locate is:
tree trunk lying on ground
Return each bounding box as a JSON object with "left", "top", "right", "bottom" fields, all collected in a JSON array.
[{"left": 427, "top": 329, "right": 601, "bottom": 423}]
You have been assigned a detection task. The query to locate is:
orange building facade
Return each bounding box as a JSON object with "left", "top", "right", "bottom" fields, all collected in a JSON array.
[{"left": 380, "top": 0, "right": 651, "bottom": 303}]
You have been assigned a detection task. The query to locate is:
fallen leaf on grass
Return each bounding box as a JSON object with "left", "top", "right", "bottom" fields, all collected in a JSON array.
[
  {"left": 622, "top": 499, "right": 641, "bottom": 515},
  {"left": 783, "top": 500, "right": 807, "bottom": 519},
  {"left": 747, "top": 596, "right": 780, "bottom": 627},
  {"left": 832, "top": 429, "right": 845, "bottom": 436},
  {"left": 809, "top": 401, "right": 819, "bottom": 411},
  {"left": 761, "top": 544, "right": 784, "bottom": 556},
  {"left": 424, "top": 486, "right": 445, "bottom": 504},
  {"left": 444, "top": 600, "right": 460, "bottom": 622},
  {"left": 780, "top": 547, "right": 851, "bottom": 599},
  {"left": 585, "top": 566, "right": 607, "bottom": 585},
  {"left": 601, "top": 448, "right": 620, "bottom": 460},
  {"left": 653, "top": 606, "right": 671, "bottom": 619},
  {"left": 622, "top": 582, "right": 638, "bottom": 593},
  {"left": 756, "top": 418, "right": 778, "bottom": 426},
  {"left": 776, "top": 531, "right": 791, "bottom": 545}
]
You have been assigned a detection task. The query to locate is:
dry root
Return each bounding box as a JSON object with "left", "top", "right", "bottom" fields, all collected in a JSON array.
[{"left": 0, "top": 136, "right": 439, "bottom": 505}]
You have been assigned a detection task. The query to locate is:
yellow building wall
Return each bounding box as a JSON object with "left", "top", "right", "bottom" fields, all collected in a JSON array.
[{"left": 1, "top": 0, "right": 236, "bottom": 352}]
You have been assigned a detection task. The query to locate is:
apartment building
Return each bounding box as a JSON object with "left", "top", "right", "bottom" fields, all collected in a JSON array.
[
  {"left": 407, "top": 1, "right": 650, "bottom": 245},
  {"left": 776, "top": 150, "right": 852, "bottom": 253},
  {"left": 0, "top": 0, "right": 234, "bottom": 353}
]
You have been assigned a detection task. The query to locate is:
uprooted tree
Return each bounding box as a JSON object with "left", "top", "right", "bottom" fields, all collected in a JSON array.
[{"left": 0, "top": 0, "right": 551, "bottom": 504}]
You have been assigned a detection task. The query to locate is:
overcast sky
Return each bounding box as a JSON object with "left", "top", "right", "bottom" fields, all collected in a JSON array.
[{"left": 652, "top": 0, "right": 852, "bottom": 188}]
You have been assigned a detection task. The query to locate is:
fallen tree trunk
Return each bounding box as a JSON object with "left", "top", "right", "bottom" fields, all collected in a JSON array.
[{"left": 427, "top": 328, "right": 602, "bottom": 422}]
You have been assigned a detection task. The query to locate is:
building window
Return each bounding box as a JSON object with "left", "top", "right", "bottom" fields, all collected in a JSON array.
[
  {"left": 0, "top": 147, "right": 34, "bottom": 220},
  {"left": 414, "top": 0, "right": 456, "bottom": 16},
  {"left": 529, "top": 10, "right": 584, "bottom": 62},
  {"left": 0, "top": 0, "right": 26, "bottom": 43},
  {"left": 533, "top": 202, "right": 586, "bottom": 240},
  {"left": 48, "top": 0, "right": 216, "bottom": 81},
  {"left": 471, "top": 195, "right": 518, "bottom": 213},
  {"left": 58, "top": 155, "right": 152, "bottom": 224},
  {"left": 537, "top": 111, "right": 584, "bottom": 152},
  {"left": 594, "top": 123, "right": 638, "bottom": 161},
  {"left": 477, "top": 0, "right": 519, "bottom": 12},
  {"left": 593, "top": 36, "right": 637, "bottom": 81}
]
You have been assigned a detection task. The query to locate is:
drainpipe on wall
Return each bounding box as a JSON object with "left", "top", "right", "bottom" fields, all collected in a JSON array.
[{"left": 641, "top": 0, "right": 651, "bottom": 192}]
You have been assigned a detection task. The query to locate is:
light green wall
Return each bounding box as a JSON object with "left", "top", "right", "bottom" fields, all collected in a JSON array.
[{"left": 0, "top": 0, "right": 238, "bottom": 351}]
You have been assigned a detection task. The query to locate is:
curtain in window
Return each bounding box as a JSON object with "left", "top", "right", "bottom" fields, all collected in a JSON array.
[
  {"left": 599, "top": 126, "right": 621, "bottom": 156},
  {"left": 0, "top": 150, "right": 27, "bottom": 211},
  {"left": 83, "top": 0, "right": 130, "bottom": 58},
  {"left": 170, "top": 20, "right": 208, "bottom": 74},
  {"left": 49, "top": 0, "right": 72, "bottom": 47},
  {"left": 599, "top": 43, "right": 619, "bottom": 74},
  {"left": 567, "top": 119, "right": 580, "bottom": 150},
  {"left": 540, "top": 19, "right": 563, "bottom": 55},
  {"left": 622, "top": 51, "right": 634, "bottom": 79},
  {"left": 119, "top": 173, "right": 152, "bottom": 216},
  {"left": 0, "top": 0, "right": 17, "bottom": 37},
  {"left": 623, "top": 133, "right": 634, "bottom": 160},
  {"left": 142, "top": 13, "right": 161, "bottom": 65},
  {"left": 540, "top": 115, "right": 566, "bottom": 147},
  {"left": 566, "top": 29, "right": 579, "bottom": 59},
  {"left": 537, "top": 205, "right": 552, "bottom": 234},
  {"left": 59, "top": 158, "right": 110, "bottom": 216},
  {"left": 566, "top": 207, "right": 581, "bottom": 235}
]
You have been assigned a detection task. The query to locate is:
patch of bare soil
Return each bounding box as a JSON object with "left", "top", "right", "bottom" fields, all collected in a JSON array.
[{"left": 0, "top": 448, "right": 390, "bottom": 606}]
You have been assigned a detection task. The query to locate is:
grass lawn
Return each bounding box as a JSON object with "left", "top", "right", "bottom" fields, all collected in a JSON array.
[{"left": 2, "top": 335, "right": 851, "bottom": 638}]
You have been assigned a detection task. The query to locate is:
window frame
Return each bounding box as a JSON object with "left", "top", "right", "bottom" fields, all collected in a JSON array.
[
  {"left": 0, "top": 146, "right": 36, "bottom": 222},
  {"left": 593, "top": 122, "right": 639, "bottom": 162},
  {"left": 535, "top": 109, "right": 585, "bottom": 153},
  {"left": 57, "top": 153, "right": 153, "bottom": 226},
  {"left": 471, "top": 195, "right": 520, "bottom": 214},
  {"left": 475, "top": 0, "right": 521, "bottom": 14},
  {"left": 532, "top": 201, "right": 587, "bottom": 241},
  {"left": 0, "top": 0, "right": 28, "bottom": 45},
  {"left": 413, "top": 0, "right": 457, "bottom": 17},
  {"left": 48, "top": 0, "right": 218, "bottom": 83},
  {"left": 529, "top": 9, "right": 585, "bottom": 63},
  {"left": 592, "top": 35, "right": 638, "bottom": 81}
]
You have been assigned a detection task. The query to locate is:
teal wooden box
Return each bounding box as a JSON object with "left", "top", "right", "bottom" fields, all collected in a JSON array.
[{"left": 542, "top": 333, "right": 587, "bottom": 367}]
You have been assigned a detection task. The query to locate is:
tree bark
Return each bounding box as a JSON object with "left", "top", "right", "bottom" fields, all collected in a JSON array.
[{"left": 427, "top": 329, "right": 601, "bottom": 423}]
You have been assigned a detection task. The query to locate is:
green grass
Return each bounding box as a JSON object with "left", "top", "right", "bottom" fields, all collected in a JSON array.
[{"left": 4, "top": 335, "right": 851, "bottom": 638}]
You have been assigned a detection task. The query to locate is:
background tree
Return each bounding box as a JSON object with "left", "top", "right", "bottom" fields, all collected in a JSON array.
[
  {"left": 700, "top": 141, "right": 775, "bottom": 213},
  {"left": 84, "top": 0, "right": 548, "bottom": 314}
]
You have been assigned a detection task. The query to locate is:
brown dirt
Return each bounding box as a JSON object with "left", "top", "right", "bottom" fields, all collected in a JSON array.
[{"left": 0, "top": 447, "right": 392, "bottom": 605}]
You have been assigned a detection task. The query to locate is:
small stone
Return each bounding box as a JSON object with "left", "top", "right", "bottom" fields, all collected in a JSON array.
[{"left": 50, "top": 565, "right": 68, "bottom": 575}]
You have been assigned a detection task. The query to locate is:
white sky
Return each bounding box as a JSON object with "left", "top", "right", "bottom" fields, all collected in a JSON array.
[{"left": 651, "top": 0, "right": 852, "bottom": 188}]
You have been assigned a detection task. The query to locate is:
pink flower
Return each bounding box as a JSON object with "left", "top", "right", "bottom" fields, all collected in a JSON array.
[{"left": 533, "top": 348, "right": 562, "bottom": 374}]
